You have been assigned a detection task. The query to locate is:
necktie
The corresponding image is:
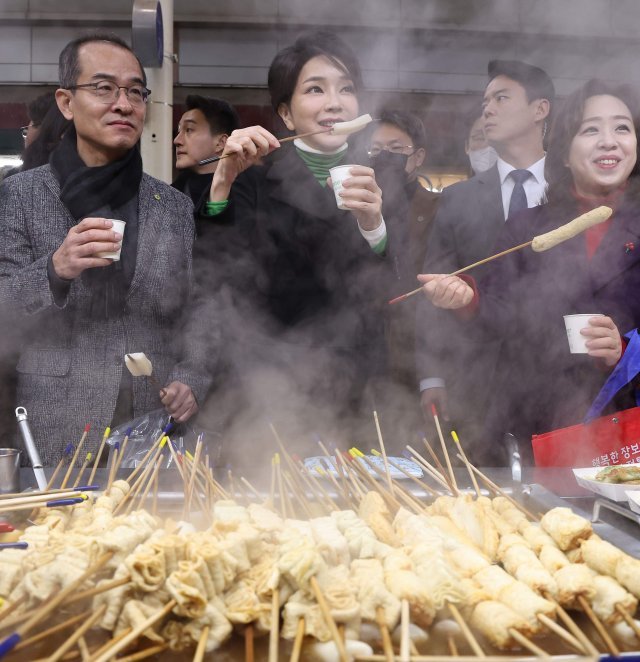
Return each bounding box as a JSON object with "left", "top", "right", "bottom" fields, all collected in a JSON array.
[{"left": 508, "top": 169, "right": 532, "bottom": 219}]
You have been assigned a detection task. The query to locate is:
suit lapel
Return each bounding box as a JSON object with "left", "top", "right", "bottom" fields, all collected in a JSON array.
[{"left": 475, "top": 165, "right": 506, "bottom": 257}]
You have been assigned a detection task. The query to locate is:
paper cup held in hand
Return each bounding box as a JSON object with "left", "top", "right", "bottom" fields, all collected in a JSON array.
[
  {"left": 96, "top": 219, "right": 126, "bottom": 261},
  {"left": 329, "top": 165, "right": 356, "bottom": 211},
  {"left": 564, "top": 314, "right": 603, "bottom": 353}
]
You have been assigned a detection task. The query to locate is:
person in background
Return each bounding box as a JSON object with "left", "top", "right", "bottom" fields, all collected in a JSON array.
[
  {"left": 0, "top": 33, "right": 218, "bottom": 465},
  {"left": 465, "top": 112, "right": 498, "bottom": 174},
  {"left": 369, "top": 109, "right": 440, "bottom": 434},
  {"left": 419, "top": 79, "right": 640, "bottom": 461},
  {"left": 172, "top": 95, "right": 240, "bottom": 223},
  {"left": 415, "top": 59, "right": 554, "bottom": 464},
  {"left": 21, "top": 102, "right": 71, "bottom": 171},
  {"left": 198, "top": 30, "right": 398, "bottom": 458},
  {"left": 22, "top": 92, "right": 56, "bottom": 149}
]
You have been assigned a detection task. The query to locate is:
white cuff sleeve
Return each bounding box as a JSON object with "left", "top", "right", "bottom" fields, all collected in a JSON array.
[
  {"left": 419, "top": 378, "right": 446, "bottom": 392},
  {"left": 357, "top": 217, "right": 386, "bottom": 248}
]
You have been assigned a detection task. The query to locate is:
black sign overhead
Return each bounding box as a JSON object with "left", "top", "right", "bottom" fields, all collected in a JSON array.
[{"left": 132, "top": 0, "right": 164, "bottom": 68}]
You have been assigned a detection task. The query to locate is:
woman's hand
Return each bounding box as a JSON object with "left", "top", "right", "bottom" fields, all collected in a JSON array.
[
  {"left": 582, "top": 315, "right": 622, "bottom": 367},
  {"left": 330, "top": 165, "right": 382, "bottom": 231},
  {"left": 210, "top": 126, "right": 280, "bottom": 201},
  {"left": 417, "top": 274, "right": 474, "bottom": 309}
]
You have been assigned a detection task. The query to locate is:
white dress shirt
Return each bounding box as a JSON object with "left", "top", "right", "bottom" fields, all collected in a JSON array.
[{"left": 497, "top": 155, "right": 547, "bottom": 220}]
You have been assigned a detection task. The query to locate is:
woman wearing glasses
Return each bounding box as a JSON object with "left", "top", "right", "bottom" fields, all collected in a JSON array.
[{"left": 199, "top": 31, "right": 400, "bottom": 451}]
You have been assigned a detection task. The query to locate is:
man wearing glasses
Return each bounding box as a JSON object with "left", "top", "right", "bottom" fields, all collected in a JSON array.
[
  {"left": 0, "top": 34, "right": 218, "bottom": 465},
  {"left": 368, "top": 109, "right": 440, "bottom": 432}
]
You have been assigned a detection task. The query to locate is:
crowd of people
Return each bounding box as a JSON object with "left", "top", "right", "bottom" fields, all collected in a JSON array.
[{"left": 2, "top": 28, "right": 639, "bottom": 468}]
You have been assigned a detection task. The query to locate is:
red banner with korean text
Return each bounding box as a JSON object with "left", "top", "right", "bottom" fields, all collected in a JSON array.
[{"left": 532, "top": 407, "right": 640, "bottom": 468}]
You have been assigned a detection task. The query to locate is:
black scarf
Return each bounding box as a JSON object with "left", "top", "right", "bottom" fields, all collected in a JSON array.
[{"left": 50, "top": 126, "right": 142, "bottom": 319}]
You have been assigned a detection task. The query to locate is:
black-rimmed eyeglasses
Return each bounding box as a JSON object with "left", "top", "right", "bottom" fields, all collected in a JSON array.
[{"left": 66, "top": 81, "right": 151, "bottom": 106}]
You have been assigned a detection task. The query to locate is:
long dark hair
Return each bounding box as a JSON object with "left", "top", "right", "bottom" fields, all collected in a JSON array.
[{"left": 545, "top": 79, "right": 640, "bottom": 205}]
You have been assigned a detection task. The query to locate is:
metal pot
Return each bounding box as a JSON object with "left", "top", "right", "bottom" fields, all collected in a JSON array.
[{"left": 0, "top": 448, "right": 20, "bottom": 494}]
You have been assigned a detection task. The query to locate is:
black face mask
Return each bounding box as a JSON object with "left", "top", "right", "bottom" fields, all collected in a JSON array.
[{"left": 370, "top": 150, "right": 409, "bottom": 180}]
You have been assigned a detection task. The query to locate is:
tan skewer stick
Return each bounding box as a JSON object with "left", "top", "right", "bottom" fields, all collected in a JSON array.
[
  {"left": 375, "top": 606, "right": 394, "bottom": 662},
  {"left": 60, "top": 425, "right": 90, "bottom": 489},
  {"left": 310, "top": 576, "right": 349, "bottom": 662},
  {"left": 577, "top": 595, "right": 620, "bottom": 656},
  {"left": 47, "top": 604, "right": 106, "bottom": 662},
  {"left": 289, "top": 616, "right": 305, "bottom": 662},
  {"left": 268, "top": 589, "right": 280, "bottom": 662},
  {"left": 89, "top": 599, "right": 176, "bottom": 662},
  {"left": 447, "top": 603, "right": 485, "bottom": 658},
  {"left": 193, "top": 625, "right": 210, "bottom": 662},
  {"left": 389, "top": 205, "right": 613, "bottom": 305},
  {"left": 117, "top": 645, "right": 168, "bottom": 662},
  {"left": 399, "top": 599, "right": 411, "bottom": 662}
]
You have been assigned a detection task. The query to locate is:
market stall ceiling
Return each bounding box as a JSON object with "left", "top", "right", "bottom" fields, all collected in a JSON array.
[{"left": 2, "top": 0, "right": 640, "bottom": 39}]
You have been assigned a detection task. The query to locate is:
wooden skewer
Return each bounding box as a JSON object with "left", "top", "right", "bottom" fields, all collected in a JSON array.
[
  {"left": 67, "top": 575, "right": 131, "bottom": 606},
  {"left": 290, "top": 616, "right": 305, "bottom": 662},
  {"left": 381, "top": 454, "right": 439, "bottom": 497},
  {"left": 457, "top": 456, "right": 539, "bottom": 521},
  {"left": 283, "top": 470, "right": 314, "bottom": 519},
  {"left": 73, "top": 452, "right": 92, "bottom": 488},
  {"left": 45, "top": 450, "right": 70, "bottom": 491},
  {"left": 185, "top": 436, "right": 203, "bottom": 516},
  {"left": 577, "top": 595, "right": 620, "bottom": 656},
  {"left": 447, "top": 603, "right": 485, "bottom": 658},
  {"left": 268, "top": 589, "right": 280, "bottom": 662},
  {"left": 106, "top": 446, "right": 118, "bottom": 492},
  {"left": 316, "top": 441, "right": 356, "bottom": 507},
  {"left": 60, "top": 425, "right": 90, "bottom": 489},
  {"left": 198, "top": 127, "right": 335, "bottom": 166},
  {"left": 451, "top": 430, "right": 481, "bottom": 497},
  {"left": 616, "top": 603, "right": 640, "bottom": 641},
  {"left": 12, "top": 611, "right": 87, "bottom": 651},
  {"left": 399, "top": 599, "right": 411, "bottom": 662},
  {"left": 135, "top": 459, "right": 162, "bottom": 512},
  {"left": 546, "top": 597, "right": 599, "bottom": 657},
  {"left": 0, "top": 551, "right": 113, "bottom": 656},
  {"left": 405, "top": 445, "right": 453, "bottom": 492},
  {"left": 422, "top": 438, "right": 457, "bottom": 493},
  {"left": 309, "top": 577, "right": 349, "bottom": 662},
  {"left": 508, "top": 628, "right": 550, "bottom": 657},
  {"left": 430, "top": 405, "right": 459, "bottom": 494},
  {"left": 0, "top": 489, "right": 86, "bottom": 509},
  {"left": 244, "top": 624, "right": 254, "bottom": 662},
  {"left": 78, "top": 636, "right": 91, "bottom": 661},
  {"left": 373, "top": 410, "right": 394, "bottom": 496},
  {"left": 90, "top": 599, "right": 176, "bottom": 662},
  {"left": 151, "top": 466, "right": 160, "bottom": 517},
  {"left": 126, "top": 428, "right": 167, "bottom": 483},
  {"left": 87, "top": 427, "right": 110, "bottom": 487},
  {"left": 47, "top": 604, "right": 106, "bottom": 662},
  {"left": 112, "top": 430, "right": 131, "bottom": 477},
  {"left": 85, "top": 627, "right": 132, "bottom": 660},
  {"left": 536, "top": 613, "right": 584, "bottom": 653},
  {"left": 375, "top": 606, "right": 394, "bottom": 662},
  {"left": 193, "top": 625, "right": 210, "bottom": 662},
  {"left": 0, "top": 596, "right": 26, "bottom": 627},
  {"left": 389, "top": 240, "right": 534, "bottom": 304},
  {"left": 116, "top": 644, "right": 168, "bottom": 662},
  {"left": 448, "top": 635, "right": 459, "bottom": 657}
]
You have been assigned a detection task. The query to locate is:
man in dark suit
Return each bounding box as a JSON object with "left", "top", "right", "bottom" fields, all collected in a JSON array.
[
  {"left": 0, "top": 34, "right": 218, "bottom": 464},
  {"left": 172, "top": 95, "right": 239, "bottom": 223},
  {"left": 416, "top": 60, "right": 554, "bottom": 464}
]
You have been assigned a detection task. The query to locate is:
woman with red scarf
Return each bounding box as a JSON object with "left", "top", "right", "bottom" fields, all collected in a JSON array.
[{"left": 418, "top": 79, "right": 640, "bottom": 461}]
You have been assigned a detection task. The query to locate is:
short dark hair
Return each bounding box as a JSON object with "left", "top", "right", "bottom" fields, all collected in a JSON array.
[
  {"left": 376, "top": 108, "right": 427, "bottom": 150},
  {"left": 488, "top": 59, "right": 555, "bottom": 107},
  {"left": 185, "top": 95, "right": 240, "bottom": 136},
  {"left": 28, "top": 92, "right": 56, "bottom": 127},
  {"left": 268, "top": 30, "right": 363, "bottom": 112},
  {"left": 545, "top": 78, "right": 640, "bottom": 204},
  {"left": 59, "top": 33, "right": 147, "bottom": 89}
]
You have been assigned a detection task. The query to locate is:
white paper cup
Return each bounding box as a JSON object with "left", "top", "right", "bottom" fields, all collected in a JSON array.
[
  {"left": 329, "top": 164, "right": 357, "bottom": 210},
  {"left": 96, "top": 219, "right": 126, "bottom": 261},
  {"left": 563, "top": 314, "right": 604, "bottom": 353}
]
